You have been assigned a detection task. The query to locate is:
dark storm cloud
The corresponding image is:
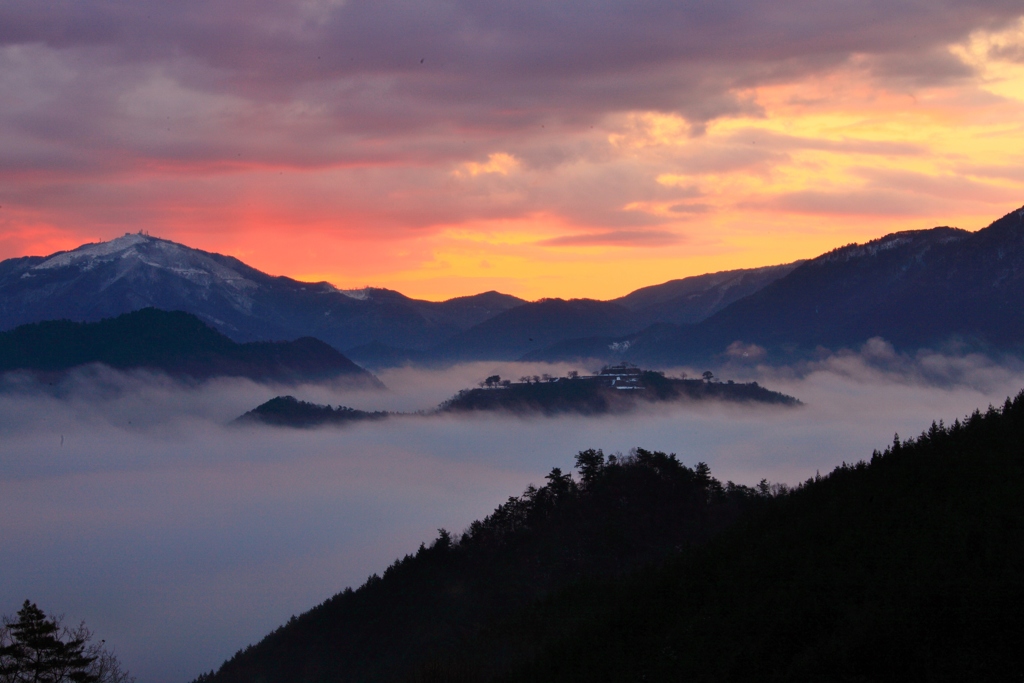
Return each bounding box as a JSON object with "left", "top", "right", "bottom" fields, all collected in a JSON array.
[{"left": 0, "top": 0, "right": 1022, "bottom": 173}]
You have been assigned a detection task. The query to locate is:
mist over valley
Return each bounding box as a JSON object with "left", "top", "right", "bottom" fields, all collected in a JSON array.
[{"left": 2, "top": 354, "right": 1023, "bottom": 681}]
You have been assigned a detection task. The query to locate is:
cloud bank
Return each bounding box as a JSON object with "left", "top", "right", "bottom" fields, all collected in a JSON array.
[{"left": 2, "top": 358, "right": 1024, "bottom": 681}]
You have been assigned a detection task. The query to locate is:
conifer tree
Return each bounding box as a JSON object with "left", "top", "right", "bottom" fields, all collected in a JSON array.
[{"left": 0, "top": 601, "right": 132, "bottom": 683}]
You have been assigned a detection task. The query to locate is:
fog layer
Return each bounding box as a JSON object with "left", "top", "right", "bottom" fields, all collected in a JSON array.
[{"left": 2, "top": 354, "right": 1022, "bottom": 682}]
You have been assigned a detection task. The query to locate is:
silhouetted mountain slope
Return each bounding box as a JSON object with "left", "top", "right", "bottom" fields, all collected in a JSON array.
[
  {"left": 533, "top": 206, "right": 1024, "bottom": 366},
  {"left": 613, "top": 262, "right": 801, "bottom": 326},
  {"left": 434, "top": 267, "right": 805, "bottom": 364},
  {"left": 416, "top": 291, "right": 527, "bottom": 330},
  {"left": 0, "top": 308, "right": 381, "bottom": 384},
  {"left": 434, "top": 299, "right": 636, "bottom": 361},
  {"left": 476, "top": 392, "right": 1024, "bottom": 683},
  {"left": 0, "top": 234, "right": 525, "bottom": 350},
  {"left": 196, "top": 390, "right": 1024, "bottom": 683},
  {"left": 193, "top": 449, "right": 759, "bottom": 683},
  {"left": 681, "top": 226, "right": 976, "bottom": 353},
  {"left": 519, "top": 323, "right": 675, "bottom": 364}
]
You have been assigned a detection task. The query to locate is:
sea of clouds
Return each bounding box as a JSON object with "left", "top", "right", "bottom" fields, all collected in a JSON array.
[{"left": 2, "top": 347, "right": 1023, "bottom": 682}]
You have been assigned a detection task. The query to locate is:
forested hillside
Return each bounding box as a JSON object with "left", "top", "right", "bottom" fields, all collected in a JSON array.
[
  {"left": 194, "top": 449, "right": 762, "bottom": 682},
  {"left": 453, "top": 392, "right": 1024, "bottom": 682},
  {"left": 196, "top": 390, "right": 1024, "bottom": 682}
]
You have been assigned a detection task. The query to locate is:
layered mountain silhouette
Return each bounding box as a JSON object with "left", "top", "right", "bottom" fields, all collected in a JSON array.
[
  {"left": 4, "top": 205, "right": 1024, "bottom": 367},
  {"left": 433, "top": 298, "right": 635, "bottom": 361},
  {"left": 0, "top": 308, "right": 381, "bottom": 385},
  {"left": 352, "top": 265, "right": 804, "bottom": 365},
  {"left": 0, "top": 233, "right": 799, "bottom": 367},
  {"left": 0, "top": 233, "right": 524, "bottom": 351},
  {"left": 530, "top": 206, "right": 1024, "bottom": 366}
]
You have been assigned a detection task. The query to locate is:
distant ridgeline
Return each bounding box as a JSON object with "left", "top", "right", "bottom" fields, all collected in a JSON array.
[
  {"left": 196, "top": 392, "right": 1024, "bottom": 683},
  {"left": 9, "top": 205, "right": 1024, "bottom": 369},
  {"left": 0, "top": 308, "right": 382, "bottom": 386},
  {"left": 235, "top": 364, "right": 799, "bottom": 428}
]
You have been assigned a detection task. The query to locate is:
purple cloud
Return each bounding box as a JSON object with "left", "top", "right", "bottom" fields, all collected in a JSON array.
[
  {"left": 0, "top": 0, "right": 1021, "bottom": 172},
  {"left": 0, "top": 0, "right": 1021, "bottom": 255}
]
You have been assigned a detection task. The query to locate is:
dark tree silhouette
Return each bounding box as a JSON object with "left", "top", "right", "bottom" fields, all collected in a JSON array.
[
  {"left": 0, "top": 601, "right": 133, "bottom": 683},
  {"left": 574, "top": 448, "right": 606, "bottom": 487}
]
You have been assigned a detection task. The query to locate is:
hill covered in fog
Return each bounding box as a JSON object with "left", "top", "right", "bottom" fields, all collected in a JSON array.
[
  {"left": 235, "top": 395, "right": 390, "bottom": 427},
  {"left": 235, "top": 365, "right": 799, "bottom": 427},
  {"left": 437, "top": 366, "right": 798, "bottom": 415}
]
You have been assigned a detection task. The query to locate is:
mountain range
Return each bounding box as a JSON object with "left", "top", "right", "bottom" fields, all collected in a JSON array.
[
  {"left": 0, "top": 232, "right": 798, "bottom": 367},
  {"left": 0, "top": 233, "right": 524, "bottom": 353},
  {"left": 2, "top": 205, "right": 1023, "bottom": 368},
  {"left": 534, "top": 209, "right": 1024, "bottom": 366}
]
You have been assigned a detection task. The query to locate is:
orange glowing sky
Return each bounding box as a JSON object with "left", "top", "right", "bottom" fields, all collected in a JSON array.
[{"left": 1, "top": 4, "right": 1023, "bottom": 301}]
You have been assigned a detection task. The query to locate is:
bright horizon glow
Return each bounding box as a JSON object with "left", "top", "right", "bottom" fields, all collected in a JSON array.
[{"left": 1, "top": 8, "right": 1023, "bottom": 301}]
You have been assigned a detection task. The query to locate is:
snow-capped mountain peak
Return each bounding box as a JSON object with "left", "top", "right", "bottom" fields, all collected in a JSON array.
[
  {"left": 0, "top": 232, "right": 527, "bottom": 351},
  {"left": 337, "top": 287, "right": 371, "bottom": 300},
  {"left": 29, "top": 232, "right": 258, "bottom": 294},
  {"left": 33, "top": 233, "right": 153, "bottom": 271}
]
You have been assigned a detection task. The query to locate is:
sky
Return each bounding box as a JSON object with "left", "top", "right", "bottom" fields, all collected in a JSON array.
[{"left": 1, "top": 1, "right": 1024, "bottom": 300}]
